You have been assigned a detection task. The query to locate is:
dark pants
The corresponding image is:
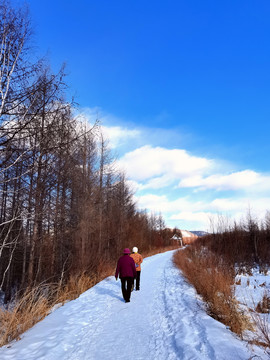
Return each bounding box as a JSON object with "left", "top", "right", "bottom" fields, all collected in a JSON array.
[
  {"left": 120, "top": 277, "right": 133, "bottom": 302},
  {"left": 134, "top": 271, "right": 141, "bottom": 290}
]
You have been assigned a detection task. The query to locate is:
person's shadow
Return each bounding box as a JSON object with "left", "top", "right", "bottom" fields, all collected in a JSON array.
[{"left": 94, "top": 279, "right": 124, "bottom": 302}]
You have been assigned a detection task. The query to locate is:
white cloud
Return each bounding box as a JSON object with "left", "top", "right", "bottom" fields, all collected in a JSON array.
[
  {"left": 135, "top": 194, "right": 171, "bottom": 212},
  {"left": 101, "top": 125, "right": 140, "bottom": 148},
  {"left": 170, "top": 211, "right": 213, "bottom": 223},
  {"left": 209, "top": 198, "right": 242, "bottom": 211},
  {"left": 139, "top": 174, "right": 175, "bottom": 190},
  {"left": 114, "top": 130, "right": 270, "bottom": 230},
  {"left": 125, "top": 179, "right": 142, "bottom": 193},
  {"left": 179, "top": 170, "right": 270, "bottom": 192},
  {"left": 135, "top": 193, "right": 210, "bottom": 215},
  {"left": 118, "top": 145, "right": 213, "bottom": 182},
  {"left": 76, "top": 107, "right": 141, "bottom": 149},
  {"left": 135, "top": 192, "right": 270, "bottom": 230},
  {"left": 76, "top": 107, "right": 270, "bottom": 231},
  {"left": 210, "top": 197, "right": 270, "bottom": 216}
]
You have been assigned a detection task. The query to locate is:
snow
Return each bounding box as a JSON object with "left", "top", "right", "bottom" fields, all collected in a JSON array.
[
  {"left": 0, "top": 250, "right": 268, "bottom": 360},
  {"left": 235, "top": 268, "right": 270, "bottom": 309},
  {"left": 234, "top": 267, "right": 270, "bottom": 346}
]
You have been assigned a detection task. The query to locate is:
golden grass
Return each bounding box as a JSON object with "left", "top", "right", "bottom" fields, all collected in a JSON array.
[
  {"left": 0, "top": 273, "right": 99, "bottom": 347},
  {"left": 57, "top": 273, "right": 98, "bottom": 302},
  {"left": 0, "top": 284, "right": 56, "bottom": 346},
  {"left": 173, "top": 246, "right": 251, "bottom": 336}
]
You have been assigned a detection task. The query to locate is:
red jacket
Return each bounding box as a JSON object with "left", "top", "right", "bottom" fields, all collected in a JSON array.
[{"left": 115, "top": 255, "right": 137, "bottom": 279}]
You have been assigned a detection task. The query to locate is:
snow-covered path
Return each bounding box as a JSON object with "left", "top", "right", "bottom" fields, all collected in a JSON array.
[{"left": 0, "top": 250, "right": 267, "bottom": 360}]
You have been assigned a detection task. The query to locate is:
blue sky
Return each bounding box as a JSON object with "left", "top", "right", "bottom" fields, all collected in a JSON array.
[{"left": 21, "top": 0, "right": 270, "bottom": 231}]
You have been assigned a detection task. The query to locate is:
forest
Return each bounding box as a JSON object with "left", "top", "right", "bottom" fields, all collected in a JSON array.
[{"left": 0, "top": 1, "right": 171, "bottom": 307}]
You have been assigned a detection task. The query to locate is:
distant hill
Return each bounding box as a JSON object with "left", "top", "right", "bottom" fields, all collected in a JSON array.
[{"left": 190, "top": 231, "right": 209, "bottom": 237}]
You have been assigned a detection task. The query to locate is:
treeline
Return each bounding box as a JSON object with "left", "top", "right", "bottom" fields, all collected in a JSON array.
[
  {"left": 0, "top": 2, "right": 169, "bottom": 303},
  {"left": 202, "top": 211, "right": 270, "bottom": 268}
]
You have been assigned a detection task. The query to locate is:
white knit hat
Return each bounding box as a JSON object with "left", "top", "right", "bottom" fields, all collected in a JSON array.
[{"left": 132, "top": 247, "right": 138, "bottom": 253}]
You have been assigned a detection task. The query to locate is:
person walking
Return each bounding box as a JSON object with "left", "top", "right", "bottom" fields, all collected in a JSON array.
[
  {"left": 130, "top": 247, "right": 143, "bottom": 291},
  {"left": 115, "top": 248, "right": 137, "bottom": 303}
]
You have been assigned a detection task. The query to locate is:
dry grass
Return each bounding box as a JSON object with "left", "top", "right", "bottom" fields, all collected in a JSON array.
[
  {"left": 0, "top": 284, "right": 56, "bottom": 346},
  {"left": 173, "top": 245, "right": 251, "bottom": 336},
  {"left": 0, "top": 273, "right": 99, "bottom": 347},
  {"left": 57, "top": 273, "right": 98, "bottom": 303}
]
